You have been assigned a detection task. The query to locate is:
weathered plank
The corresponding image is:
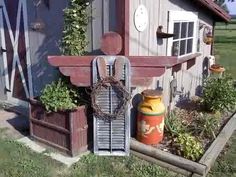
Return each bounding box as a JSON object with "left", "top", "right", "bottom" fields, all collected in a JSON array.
[
  {"left": 131, "top": 150, "right": 192, "bottom": 176},
  {"left": 148, "top": 0, "right": 159, "bottom": 56},
  {"left": 129, "top": 0, "right": 140, "bottom": 56},
  {"left": 139, "top": 0, "right": 149, "bottom": 56}
]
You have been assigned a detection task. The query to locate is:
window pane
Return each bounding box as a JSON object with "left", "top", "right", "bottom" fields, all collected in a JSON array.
[
  {"left": 187, "top": 39, "right": 193, "bottom": 53},
  {"left": 188, "top": 22, "right": 194, "bottom": 37},
  {"left": 181, "top": 22, "right": 187, "bottom": 38},
  {"left": 180, "top": 40, "right": 186, "bottom": 55},
  {"left": 173, "top": 23, "right": 180, "bottom": 40},
  {"left": 172, "top": 41, "right": 179, "bottom": 56}
]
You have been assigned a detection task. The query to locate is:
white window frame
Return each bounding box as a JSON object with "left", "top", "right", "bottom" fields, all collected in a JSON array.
[{"left": 167, "top": 11, "right": 198, "bottom": 57}]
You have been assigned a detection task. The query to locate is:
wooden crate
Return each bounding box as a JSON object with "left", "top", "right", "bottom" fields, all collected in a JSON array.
[{"left": 29, "top": 99, "right": 88, "bottom": 157}]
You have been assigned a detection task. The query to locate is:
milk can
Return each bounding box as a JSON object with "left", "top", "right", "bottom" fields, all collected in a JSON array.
[{"left": 137, "top": 89, "right": 166, "bottom": 145}]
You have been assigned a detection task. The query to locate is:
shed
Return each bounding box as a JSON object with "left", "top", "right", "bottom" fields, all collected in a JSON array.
[{"left": 0, "top": 0, "right": 230, "bottom": 112}]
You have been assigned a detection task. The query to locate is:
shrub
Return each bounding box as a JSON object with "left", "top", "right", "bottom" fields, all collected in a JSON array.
[
  {"left": 202, "top": 75, "right": 236, "bottom": 112},
  {"left": 40, "top": 79, "right": 79, "bottom": 112},
  {"left": 175, "top": 133, "right": 204, "bottom": 161}
]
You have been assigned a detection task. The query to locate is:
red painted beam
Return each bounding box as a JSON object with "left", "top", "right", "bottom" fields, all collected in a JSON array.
[
  {"left": 48, "top": 56, "right": 95, "bottom": 67},
  {"left": 48, "top": 54, "right": 199, "bottom": 87},
  {"left": 59, "top": 66, "right": 165, "bottom": 87},
  {"left": 48, "top": 56, "right": 177, "bottom": 67},
  {"left": 47, "top": 55, "right": 177, "bottom": 87}
]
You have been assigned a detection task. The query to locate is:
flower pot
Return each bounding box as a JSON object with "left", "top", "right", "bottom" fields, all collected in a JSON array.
[
  {"left": 29, "top": 99, "right": 88, "bottom": 157},
  {"left": 209, "top": 64, "right": 225, "bottom": 74}
]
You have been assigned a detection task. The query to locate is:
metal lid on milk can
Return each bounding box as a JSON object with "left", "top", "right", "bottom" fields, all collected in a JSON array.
[{"left": 138, "top": 89, "right": 165, "bottom": 116}]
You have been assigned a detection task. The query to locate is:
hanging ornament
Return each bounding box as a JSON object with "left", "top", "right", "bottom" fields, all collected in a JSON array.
[
  {"left": 30, "top": 0, "right": 46, "bottom": 31},
  {"left": 203, "top": 26, "right": 213, "bottom": 45}
]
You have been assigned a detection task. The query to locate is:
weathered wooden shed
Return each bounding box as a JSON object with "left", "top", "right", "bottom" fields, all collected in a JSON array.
[
  {"left": 0, "top": 0, "right": 67, "bottom": 108},
  {"left": 0, "top": 0, "right": 230, "bottom": 113}
]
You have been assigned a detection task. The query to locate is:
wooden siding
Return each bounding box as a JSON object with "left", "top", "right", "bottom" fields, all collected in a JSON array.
[
  {"left": 87, "top": 0, "right": 117, "bottom": 54},
  {"left": 0, "top": 57, "right": 6, "bottom": 100},
  {"left": 129, "top": 0, "right": 213, "bottom": 56},
  {"left": 26, "top": 0, "right": 68, "bottom": 96},
  {"left": 129, "top": 0, "right": 213, "bottom": 109},
  {"left": 129, "top": 0, "right": 160, "bottom": 56},
  {"left": 25, "top": 0, "right": 118, "bottom": 96}
]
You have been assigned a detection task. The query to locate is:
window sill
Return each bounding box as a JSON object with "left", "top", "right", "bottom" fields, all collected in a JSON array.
[
  {"left": 178, "top": 52, "right": 202, "bottom": 61},
  {"left": 166, "top": 52, "right": 202, "bottom": 67}
]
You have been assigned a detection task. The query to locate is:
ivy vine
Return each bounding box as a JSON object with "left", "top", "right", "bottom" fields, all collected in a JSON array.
[{"left": 61, "top": 0, "right": 90, "bottom": 55}]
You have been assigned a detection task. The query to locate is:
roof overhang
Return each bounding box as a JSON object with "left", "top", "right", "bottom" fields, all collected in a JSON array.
[{"left": 194, "top": 0, "right": 231, "bottom": 22}]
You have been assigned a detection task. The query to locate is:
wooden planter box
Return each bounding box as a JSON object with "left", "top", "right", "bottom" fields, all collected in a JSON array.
[
  {"left": 29, "top": 99, "right": 88, "bottom": 157},
  {"left": 131, "top": 112, "right": 236, "bottom": 177}
]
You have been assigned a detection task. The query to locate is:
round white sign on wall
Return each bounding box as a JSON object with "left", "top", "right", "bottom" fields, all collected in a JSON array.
[{"left": 134, "top": 5, "right": 149, "bottom": 32}]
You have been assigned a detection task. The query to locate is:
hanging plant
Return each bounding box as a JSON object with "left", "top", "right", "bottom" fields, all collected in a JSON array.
[{"left": 61, "top": 0, "right": 90, "bottom": 55}]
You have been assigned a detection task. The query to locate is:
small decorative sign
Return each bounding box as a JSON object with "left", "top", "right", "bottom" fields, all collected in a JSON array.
[{"left": 134, "top": 5, "right": 149, "bottom": 32}]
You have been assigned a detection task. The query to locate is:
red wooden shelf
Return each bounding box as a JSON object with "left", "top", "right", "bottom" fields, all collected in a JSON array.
[{"left": 48, "top": 54, "right": 200, "bottom": 87}]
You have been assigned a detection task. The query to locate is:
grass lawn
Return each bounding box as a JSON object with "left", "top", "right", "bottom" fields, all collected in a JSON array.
[
  {"left": 0, "top": 128, "right": 176, "bottom": 177},
  {"left": 0, "top": 129, "right": 64, "bottom": 177},
  {"left": 208, "top": 133, "right": 236, "bottom": 177},
  {"left": 1, "top": 127, "right": 236, "bottom": 177},
  {"left": 206, "top": 21, "right": 236, "bottom": 177},
  {"left": 214, "top": 21, "right": 236, "bottom": 78}
]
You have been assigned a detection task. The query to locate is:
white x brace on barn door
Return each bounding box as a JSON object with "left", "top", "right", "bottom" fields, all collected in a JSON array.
[{"left": 0, "top": 0, "right": 33, "bottom": 107}]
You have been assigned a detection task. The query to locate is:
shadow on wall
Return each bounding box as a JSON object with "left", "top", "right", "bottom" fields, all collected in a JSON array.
[
  {"left": 175, "top": 84, "right": 203, "bottom": 109},
  {"left": 130, "top": 93, "right": 142, "bottom": 138},
  {"left": 202, "top": 57, "right": 209, "bottom": 81},
  {"left": 28, "top": 0, "right": 68, "bottom": 96}
]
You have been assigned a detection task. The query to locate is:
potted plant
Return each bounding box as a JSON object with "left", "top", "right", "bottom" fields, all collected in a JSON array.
[{"left": 29, "top": 78, "right": 89, "bottom": 157}]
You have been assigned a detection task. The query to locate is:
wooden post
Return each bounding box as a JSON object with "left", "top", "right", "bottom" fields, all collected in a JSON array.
[
  {"left": 131, "top": 150, "right": 192, "bottom": 176},
  {"left": 130, "top": 139, "right": 207, "bottom": 176}
]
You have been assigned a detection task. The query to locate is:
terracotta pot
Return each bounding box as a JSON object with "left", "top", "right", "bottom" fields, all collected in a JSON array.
[{"left": 209, "top": 64, "right": 225, "bottom": 73}]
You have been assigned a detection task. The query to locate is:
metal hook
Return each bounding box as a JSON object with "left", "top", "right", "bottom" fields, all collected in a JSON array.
[{"left": 33, "top": 0, "right": 42, "bottom": 7}]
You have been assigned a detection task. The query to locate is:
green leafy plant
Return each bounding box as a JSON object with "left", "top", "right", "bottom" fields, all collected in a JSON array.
[
  {"left": 165, "top": 109, "right": 188, "bottom": 135},
  {"left": 202, "top": 75, "right": 236, "bottom": 112},
  {"left": 190, "top": 112, "right": 221, "bottom": 140},
  {"left": 61, "top": 0, "right": 90, "bottom": 55},
  {"left": 40, "top": 79, "right": 79, "bottom": 112},
  {"left": 175, "top": 133, "right": 204, "bottom": 161}
]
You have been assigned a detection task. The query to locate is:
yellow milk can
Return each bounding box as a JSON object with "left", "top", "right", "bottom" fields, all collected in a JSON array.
[{"left": 137, "top": 89, "right": 166, "bottom": 145}]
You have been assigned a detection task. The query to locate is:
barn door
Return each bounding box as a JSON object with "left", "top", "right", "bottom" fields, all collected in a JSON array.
[{"left": 0, "top": 0, "right": 33, "bottom": 106}]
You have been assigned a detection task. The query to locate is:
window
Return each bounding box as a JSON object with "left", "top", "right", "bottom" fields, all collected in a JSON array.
[{"left": 167, "top": 11, "right": 198, "bottom": 57}]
